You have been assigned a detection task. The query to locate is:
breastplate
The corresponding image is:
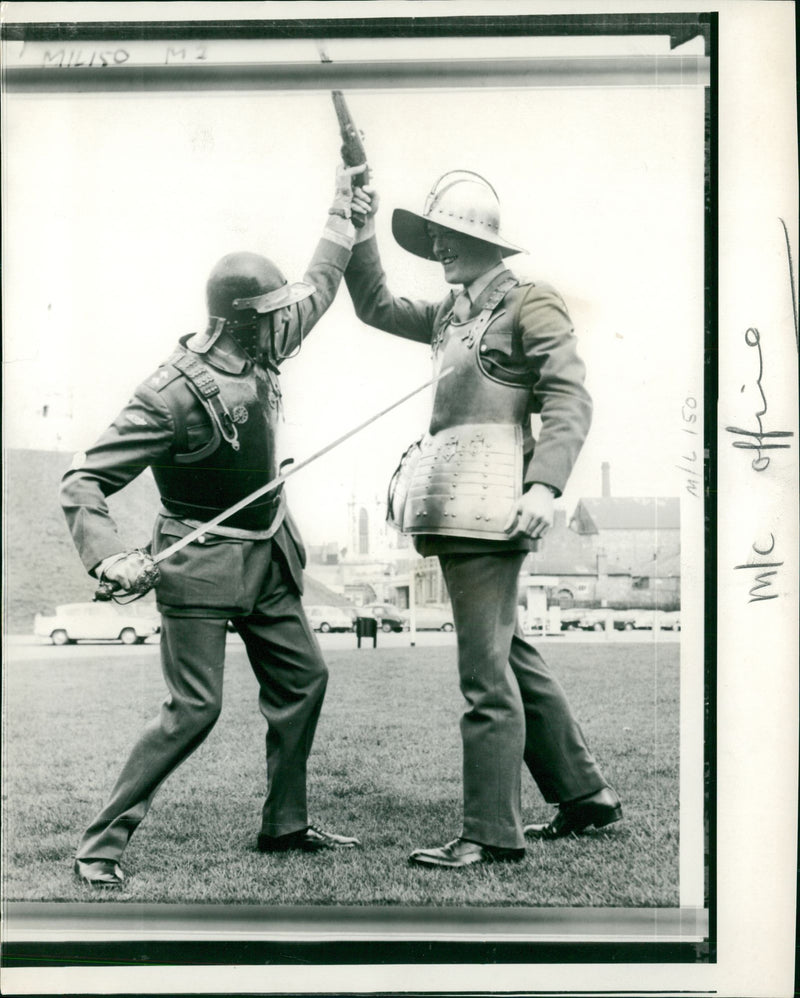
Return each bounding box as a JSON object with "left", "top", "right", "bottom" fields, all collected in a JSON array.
[
  {"left": 430, "top": 317, "right": 530, "bottom": 434},
  {"left": 390, "top": 313, "right": 528, "bottom": 540},
  {"left": 154, "top": 363, "right": 282, "bottom": 530}
]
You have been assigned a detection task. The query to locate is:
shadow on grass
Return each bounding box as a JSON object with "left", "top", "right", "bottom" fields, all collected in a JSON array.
[
  {"left": 5, "top": 787, "right": 676, "bottom": 908},
  {"left": 3, "top": 642, "right": 680, "bottom": 907}
]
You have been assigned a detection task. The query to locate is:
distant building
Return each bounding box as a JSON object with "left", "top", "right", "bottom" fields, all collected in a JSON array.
[
  {"left": 523, "top": 465, "right": 680, "bottom": 611},
  {"left": 308, "top": 464, "right": 681, "bottom": 614},
  {"left": 307, "top": 494, "right": 444, "bottom": 609},
  {"left": 569, "top": 496, "right": 680, "bottom": 569}
]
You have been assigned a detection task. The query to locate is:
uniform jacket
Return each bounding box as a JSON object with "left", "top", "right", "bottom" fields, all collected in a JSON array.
[
  {"left": 344, "top": 235, "right": 593, "bottom": 554},
  {"left": 60, "top": 229, "right": 352, "bottom": 596}
]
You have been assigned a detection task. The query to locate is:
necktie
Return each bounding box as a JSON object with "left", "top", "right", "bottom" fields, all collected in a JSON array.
[{"left": 452, "top": 290, "right": 472, "bottom": 323}]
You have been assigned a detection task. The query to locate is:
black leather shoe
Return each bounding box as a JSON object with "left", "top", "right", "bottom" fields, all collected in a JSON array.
[
  {"left": 525, "top": 787, "right": 622, "bottom": 839},
  {"left": 257, "top": 825, "right": 360, "bottom": 853},
  {"left": 73, "top": 858, "right": 125, "bottom": 888},
  {"left": 409, "top": 837, "right": 525, "bottom": 868}
]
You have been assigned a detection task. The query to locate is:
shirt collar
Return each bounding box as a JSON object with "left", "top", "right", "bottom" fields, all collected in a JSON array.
[
  {"left": 183, "top": 331, "right": 249, "bottom": 374},
  {"left": 464, "top": 261, "right": 508, "bottom": 304}
]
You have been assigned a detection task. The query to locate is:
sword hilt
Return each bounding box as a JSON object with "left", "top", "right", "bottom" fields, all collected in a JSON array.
[{"left": 94, "top": 580, "right": 122, "bottom": 602}]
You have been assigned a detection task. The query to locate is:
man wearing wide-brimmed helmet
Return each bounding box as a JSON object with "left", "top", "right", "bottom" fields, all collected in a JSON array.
[
  {"left": 344, "top": 171, "right": 622, "bottom": 868},
  {"left": 60, "top": 164, "right": 369, "bottom": 888}
]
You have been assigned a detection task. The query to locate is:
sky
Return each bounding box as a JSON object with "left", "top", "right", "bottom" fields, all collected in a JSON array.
[{"left": 2, "top": 32, "right": 706, "bottom": 547}]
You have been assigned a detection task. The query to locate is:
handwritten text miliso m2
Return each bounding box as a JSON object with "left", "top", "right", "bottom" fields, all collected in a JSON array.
[{"left": 38, "top": 46, "right": 209, "bottom": 68}]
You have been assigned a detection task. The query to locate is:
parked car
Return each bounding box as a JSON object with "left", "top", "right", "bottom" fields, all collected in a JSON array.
[
  {"left": 613, "top": 612, "right": 637, "bottom": 631},
  {"left": 579, "top": 609, "right": 610, "bottom": 631},
  {"left": 658, "top": 611, "right": 681, "bottom": 631},
  {"left": 631, "top": 610, "right": 681, "bottom": 631},
  {"left": 560, "top": 609, "right": 635, "bottom": 632},
  {"left": 357, "top": 603, "right": 408, "bottom": 633},
  {"left": 400, "top": 604, "right": 455, "bottom": 632},
  {"left": 632, "top": 611, "right": 657, "bottom": 630},
  {"left": 560, "top": 609, "right": 587, "bottom": 631},
  {"left": 33, "top": 602, "right": 160, "bottom": 646},
  {"left": 305, "top": 604, "right": 355, "bottom": 633}
]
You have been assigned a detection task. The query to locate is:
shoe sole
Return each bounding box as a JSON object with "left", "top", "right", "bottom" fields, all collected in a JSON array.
[
  {"left": 74, "top": 873, "right": 124, "bottom": 888},
  {"left": 300, "top": 842, "right": 358, "bottom": 852},
  {"left": 409, "top": 857, "right": 490, "bottom": 868},
  {"left": 409, "top": 852, "right": 525, "bottom": 868},
  {"left": 73, "top": 862, "right": 125, "bottom": 888},
  {"left": 525, "top": 804, "right": 623, "bottom": 839},
  {"left": 258, "top": 840, "right": 359, "bottom": 853},
  {"left": 591, "top": 805, "right": 623, "bottom": 830},
  {"left": 562, "top": 804, "right": 623, "bottom": 837}
]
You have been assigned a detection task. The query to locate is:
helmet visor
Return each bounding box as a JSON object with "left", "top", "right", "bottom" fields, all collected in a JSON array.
[{"left": 233, "top": 280, "right": 315, "bottom": 314}]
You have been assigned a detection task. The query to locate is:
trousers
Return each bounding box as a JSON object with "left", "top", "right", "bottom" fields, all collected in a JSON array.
[
  {"left": 439, "top": 550, "right": 606, "bottom": 850},
  {"left": 76, "top": 539, "right": 328, "bottom": 862}
]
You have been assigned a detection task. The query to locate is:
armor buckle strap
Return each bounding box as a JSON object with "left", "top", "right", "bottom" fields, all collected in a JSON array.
[
  {"left": 436, "top": 274, "right": 519, "bottom": 354},
  {"left": 172, "top": 350, "right": 241, "bottom": 452},
  {"left": 172, "top": 352, "right": 220, "bottom": 399},
  {"left": 464, "top": 275, "right": 519, "bottom": 346},
  {"left": 386, "top": 436, "right": 424, "bottom": 532}
]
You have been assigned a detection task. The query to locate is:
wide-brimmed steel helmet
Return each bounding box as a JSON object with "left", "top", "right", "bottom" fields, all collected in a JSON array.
[
  {"left": 392, "top": 171, "right": 526, "bottom": 260},
  {"left": 206, "top": 252, "right": 314, "bottom": 323}
]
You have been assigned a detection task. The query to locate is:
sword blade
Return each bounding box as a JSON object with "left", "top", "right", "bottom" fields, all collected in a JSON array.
[{"left": 153, "top": 366, "right": 452, "bottom": 566}]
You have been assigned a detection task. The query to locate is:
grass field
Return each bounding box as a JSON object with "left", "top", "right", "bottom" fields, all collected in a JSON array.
[{"left": 2, "top": 639, "right": 679, "bottom": 907}]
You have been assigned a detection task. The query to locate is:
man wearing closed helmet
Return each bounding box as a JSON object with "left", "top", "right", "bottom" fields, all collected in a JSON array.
[
  {"left": 60, "top": 165, "right": 369, "bottom": 888},
  {"left": 344, "top": 172, "right": 622, "bottom": 868}
]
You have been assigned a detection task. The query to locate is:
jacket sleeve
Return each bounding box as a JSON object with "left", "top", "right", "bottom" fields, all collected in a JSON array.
[
  {"left": 59, "top": 383, "right": 175, "bottom": 573},
  {"left": 518, "top": 283, "right": 593, "bottom": 495},
  {"left": 273, "top": 215, "right": 356, "bottom": 360},
  {"left": 343, "top": 235, "right": 440, "bottom": 344}
]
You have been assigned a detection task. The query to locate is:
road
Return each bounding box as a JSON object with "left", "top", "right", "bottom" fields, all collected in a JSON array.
[{"left": 4, "top": 627, "right": 678, "bottom": 663}]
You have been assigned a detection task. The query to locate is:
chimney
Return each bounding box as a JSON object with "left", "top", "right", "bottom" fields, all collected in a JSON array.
[{"left": 601, "top": 462, "right": 611, "bottom": 497}]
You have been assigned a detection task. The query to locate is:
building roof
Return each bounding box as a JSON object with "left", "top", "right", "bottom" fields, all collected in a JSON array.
[
  {"left": 630, "top": 550, "right": 682, "bottom": 578},
  {"left": 525, "top": 556, "right": 599, "bottom": 577},
  {"left": 571, "top": 497, "right": 680, "bottom": 532}
]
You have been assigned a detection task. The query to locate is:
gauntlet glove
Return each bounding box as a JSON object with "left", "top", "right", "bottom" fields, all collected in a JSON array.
[{"left": 98, "top": 549, "right": 160, "bottom": 596}]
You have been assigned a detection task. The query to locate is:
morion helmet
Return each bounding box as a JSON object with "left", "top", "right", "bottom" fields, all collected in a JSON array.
[{"left": 392, "top": 170, "right": 526, "bottom": 261}]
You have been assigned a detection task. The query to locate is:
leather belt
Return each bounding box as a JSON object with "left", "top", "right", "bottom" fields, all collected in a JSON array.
[{"left": 160, "top": 490, "right": 286, "bottom": 539}]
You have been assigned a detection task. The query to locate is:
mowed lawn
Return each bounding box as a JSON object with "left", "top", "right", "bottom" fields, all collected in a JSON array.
[{"left": 2, "top": 639, "right": 679, "bottom": 907}]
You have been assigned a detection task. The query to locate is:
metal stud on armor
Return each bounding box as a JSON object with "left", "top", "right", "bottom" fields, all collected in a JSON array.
[{"left": 400, "top": 424, "right": 522, "bottom": 540}]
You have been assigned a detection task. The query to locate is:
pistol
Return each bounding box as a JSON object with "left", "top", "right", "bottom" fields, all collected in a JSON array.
[{"left": 332, "top": 90, "right": 370, "bottom": 225}]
